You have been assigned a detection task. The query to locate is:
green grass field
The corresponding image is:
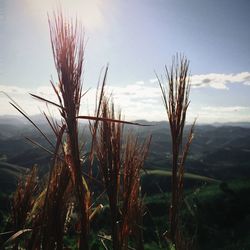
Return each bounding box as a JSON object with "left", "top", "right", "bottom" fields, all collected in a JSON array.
[{"left": 143, "top": 169, "right": 219, "bottom": 183}]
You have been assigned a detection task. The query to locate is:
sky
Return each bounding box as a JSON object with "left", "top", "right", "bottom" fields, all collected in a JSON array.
[{"left": 0, "top": 0, "right": 250, "bottom": 123}]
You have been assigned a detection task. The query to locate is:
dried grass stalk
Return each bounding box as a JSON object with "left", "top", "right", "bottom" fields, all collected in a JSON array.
[
  {"left": 10, "top": 167, "right": 38, "bottom": 250},
  {"left": 121, "top": 134, "right": 151, "bottom": 250},
  {"left": 95, "top": 97, "right": 123, "bottom": 249},
  {"left": 6, "top": 9, "right": 153, "bottom": 250},
  {"left": 95, "top": 95, "right": 151, "bottom": 250},
  {"left": 157, "top": 55, "right": 195, "bottom": 249},
  {"left": 48, "top": 12, "right": 90, "bottom": 249}
]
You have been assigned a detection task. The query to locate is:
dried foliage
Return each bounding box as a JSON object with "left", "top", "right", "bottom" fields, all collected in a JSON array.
[
  {"left": 121, "top": 134, "right": 151, "bottom": 250},
  {"left": 94, "top": 97, "right": 123, "bottom": 249},
  {"left": 3, "top": 11, "right": 151, "bottom": 250},
  {"left": 157, "top": 55, "right": 195, "bottom": 249},
  {"left": 41, "top": 161, "right": 71, "bottom": 249},
  {"left": 48, "top": 12, "right": 90, "bottom": 249},
  {"left": 5, "top": 123, "right": 74, "bottom": 250},
  {"left": 2, "top": 9, "right": 199, "bottom": 250},
  {"left": 5, "top": 12, "right": 90, "bottom": 250},
  {"left": 94, "top": 97, "right": 151, "bottom": 250},
  {"left": 10, "top": 167, "right": 38, "bottom": 249},
  {"left": 12, "top": 167, "right": 38, "bottom": 231}
]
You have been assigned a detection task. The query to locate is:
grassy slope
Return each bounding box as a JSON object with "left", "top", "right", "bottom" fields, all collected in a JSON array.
[
  {"left": 143, "top": 178, "right": 250, "bottom": 250},
  {"left": 144, "top": 169, "right": 219, "bottom": 182},
  {"left": 141, "top": 169, "right": 219, "bottom": 195},
  {"left": 0, "top": 161, "right": 26, "bottom": 194},
  {"left": 192, "top": 179, "right": 250, "bottom": 250},
  {"left": 1, "top": 168, "right": 249, "bottom": 249},
  {"left": 90, "top": 178, "right": 250, "bottom": 249}
]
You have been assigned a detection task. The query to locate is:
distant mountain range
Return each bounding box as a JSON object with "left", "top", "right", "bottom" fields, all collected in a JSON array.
[
  {"left": 1, "top": 115, "right": 250, "bottom": 127},
  {"left": 0, "top": 115, "right": 250, "bottom": 193}
]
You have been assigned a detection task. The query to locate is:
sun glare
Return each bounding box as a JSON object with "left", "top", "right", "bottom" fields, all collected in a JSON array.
[{"left": 25, "top": 0, "right": 104, "bottom": 31}]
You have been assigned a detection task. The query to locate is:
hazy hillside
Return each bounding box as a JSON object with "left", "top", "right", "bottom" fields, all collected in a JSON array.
[
  {"left": 0, "top": 161, "right": 26, "bottom": 193},
  {"left": 0, "top": 116, "right": 250, "bottom": 194}
]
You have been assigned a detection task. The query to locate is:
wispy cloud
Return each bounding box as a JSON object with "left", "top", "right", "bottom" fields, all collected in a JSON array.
[
  {"left": 149, "top": 78, "right": 158, "bottom": 84},
  {"left": 0, "top": 83, "right": 163, "bottom": 120},
  {"left": 150, "top": 72, "right": 250, "bottom": 90},
  {"left": 135, "top": 81, "right": 145, "bottom": 85},
  {"left": 191, "top": 72, "right": 250, "bottom": 89},
  {"left": 0, "top": 85, "right": 30, "bottom": 95},
  {"left": 1, "top": 72, "right": 250, "bottom": 123},
  {"left": 201, "top": 106, "right": 249, "bottom": 112},
  {"left": 0, "top": 84, "right": 59, "bottom": 116},
  {"left": 191, "top": 106, "right": 250, "bottom": 123}
]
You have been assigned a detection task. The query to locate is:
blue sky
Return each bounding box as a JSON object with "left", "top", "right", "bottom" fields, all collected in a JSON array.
[{"left": 0, "top": 0, "right": 250, "bottom": 122}]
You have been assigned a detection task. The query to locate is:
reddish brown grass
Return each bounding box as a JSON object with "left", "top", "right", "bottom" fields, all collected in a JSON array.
[{"left": 157, "top": 55, "right": 195, "bottom": 249}]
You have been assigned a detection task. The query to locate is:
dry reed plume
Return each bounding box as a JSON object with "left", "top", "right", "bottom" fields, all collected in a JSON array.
[
  {"left": 0, "top": 6, "right": 201, "bottom": 250},
  {"left": 94, "top": 96, "right": 151, "bottom": 250},
  {"left": 5, "top": 12, "right": 90, "bottom": 249},
  {"left": 3, "top": 11, "right": 151, "bottom": 250},
  {"left": 157, "top": 55, "right": 195, "bottom": 249}
]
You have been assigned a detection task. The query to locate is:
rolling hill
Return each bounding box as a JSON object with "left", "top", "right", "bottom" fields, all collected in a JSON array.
[{"left": 0, "top": 117, "right": 249, "bottom": 194}]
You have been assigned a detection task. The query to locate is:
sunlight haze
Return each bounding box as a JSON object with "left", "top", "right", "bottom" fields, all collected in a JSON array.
[{"left": 0, "top": 0, "right": 250, "bottom": 123}]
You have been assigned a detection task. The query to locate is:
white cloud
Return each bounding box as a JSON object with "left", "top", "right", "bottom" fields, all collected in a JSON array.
[
  {"left": 87, "top": 83, "right": 163, "bottom": 121},
  {"left": 150, "top": 72, "right": 250, "bottom": 90},
  {"left": 35, "top": 86, "right": 55, "bottom": 97},
  {"left": 135, "top": 81, "right": 145, "bottom": 85},
  {"left": 188, "top": 106, "right": 250, "bottom": 123},
  {"left": 201, "top": 106, "right": 249, "bottom": 112},
  {"left": 0, "top": 84, "right": 60, "bottom": 116},
  {"left": 191, "top": 72, "right": 250, "bottom": 89},
  {"left": 149, "top": 78, "right": 158, "bottom": 84},
  {"left": 0, "top": 83, "right": 163, "bottom": 120},
  {"left": 1, "top": 75, "right": 250, "bottom": 123},
  {"left": 0, "top": 85, "right": 30, "bottom": 95}
]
